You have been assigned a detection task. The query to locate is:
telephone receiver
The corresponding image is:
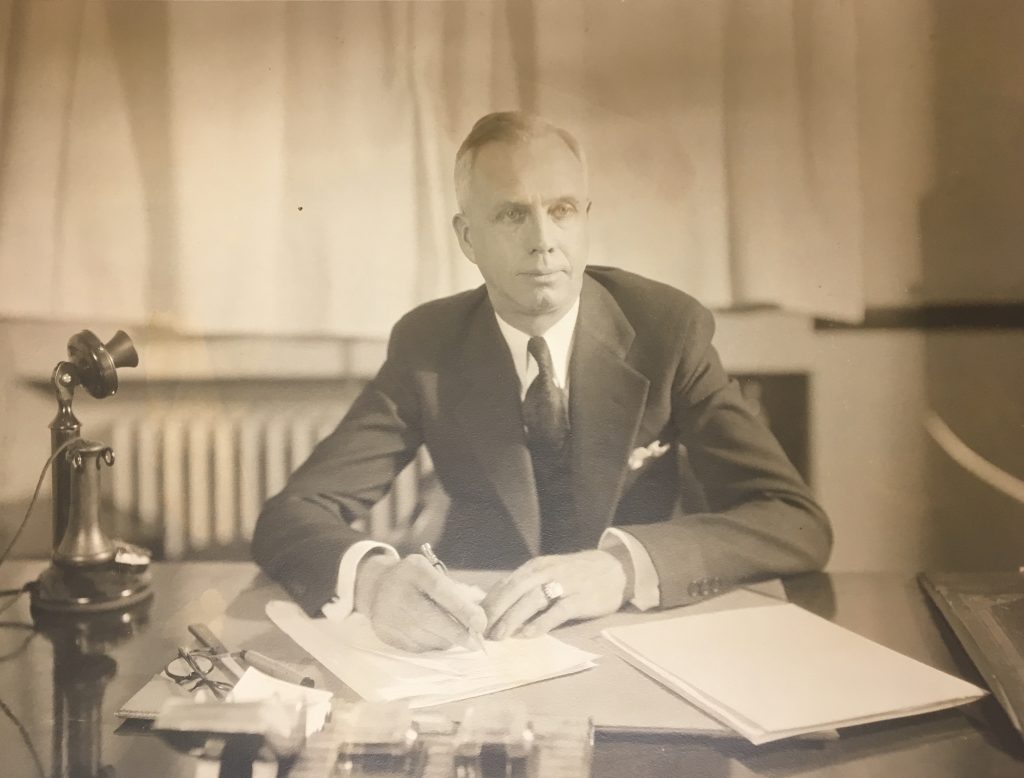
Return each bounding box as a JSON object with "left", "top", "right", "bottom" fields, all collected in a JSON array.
[{"left": 30, "top": 330, "right": 154, "bottom": 615}]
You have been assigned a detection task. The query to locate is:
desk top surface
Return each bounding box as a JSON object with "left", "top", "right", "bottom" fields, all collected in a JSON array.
[{"left": 1, "top": 561, "right": 1022, "bottom": 778}]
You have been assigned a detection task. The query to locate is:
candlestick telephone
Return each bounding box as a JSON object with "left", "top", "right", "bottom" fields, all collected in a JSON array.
[{"left": 28, "top": 329, "right": 153, "bottom": 615}]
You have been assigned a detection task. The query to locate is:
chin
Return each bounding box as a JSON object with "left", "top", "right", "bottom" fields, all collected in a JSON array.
[
  {"left": 526, "top": 293, "right": 570, "bottom": 316},
  {"left": 503, "top": 277, "right": 577, "bottom": 319}
]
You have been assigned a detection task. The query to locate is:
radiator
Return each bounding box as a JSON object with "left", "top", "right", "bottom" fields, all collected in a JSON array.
[{"left": 101, "top": 404, "right": 433, "bottom": 559}]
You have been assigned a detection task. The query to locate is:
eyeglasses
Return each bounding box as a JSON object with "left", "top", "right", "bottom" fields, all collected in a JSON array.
[{"left": 164, "top": 646, "right": 232, "bottom": 699}]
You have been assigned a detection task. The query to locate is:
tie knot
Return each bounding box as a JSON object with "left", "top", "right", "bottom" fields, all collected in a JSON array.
[{"left": 528, "top": 336, "right": 555, "bottom": 378}]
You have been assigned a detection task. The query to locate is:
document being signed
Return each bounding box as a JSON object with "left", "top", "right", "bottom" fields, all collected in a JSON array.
[{"left": 265, "top": 601, "right": 598, "bottom": 708}]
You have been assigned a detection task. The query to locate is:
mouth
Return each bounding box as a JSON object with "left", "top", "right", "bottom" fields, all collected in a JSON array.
[{"left": 520, "top": 269, "right": 565, "bottom": 281}]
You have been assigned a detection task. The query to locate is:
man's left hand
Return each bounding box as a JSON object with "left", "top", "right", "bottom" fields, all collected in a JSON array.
[{"left": 481, "top": 550, "right": 627, "bottom": 640}]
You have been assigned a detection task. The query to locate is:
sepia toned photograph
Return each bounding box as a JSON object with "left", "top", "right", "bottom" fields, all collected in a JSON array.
[{"left": 0, "top": 1, "right": 1022, "bottom": 775}]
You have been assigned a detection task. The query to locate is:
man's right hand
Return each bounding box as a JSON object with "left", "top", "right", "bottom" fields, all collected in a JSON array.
[{"left": 353, "top": 553, "right": 487, "bottom": 653}]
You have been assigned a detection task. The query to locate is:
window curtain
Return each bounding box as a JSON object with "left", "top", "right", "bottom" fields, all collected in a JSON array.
[
  {"left": 527, "top": 0, "right": 862, "bottom": 319},
  {"left": 0, "top": 0, "right": 864, "bottom": 338}
]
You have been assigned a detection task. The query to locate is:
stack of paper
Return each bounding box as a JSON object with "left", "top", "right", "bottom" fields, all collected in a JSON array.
[
  {"left": 602, "top": 602, "right": 988, "bottom": 744},
  {"left": 230, "top": 667, "right": 334, "bottom": 736},
  {"left": 266, "top": 601, "right": 598, "bottom": 708},
  {"left": 154, "top": 667, "right": 333, "bottom": 740}
]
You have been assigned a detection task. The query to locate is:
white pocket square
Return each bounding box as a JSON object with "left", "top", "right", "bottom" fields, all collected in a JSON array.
[{"left": 627, "top": 440, "right": 671, "bottom": 471}]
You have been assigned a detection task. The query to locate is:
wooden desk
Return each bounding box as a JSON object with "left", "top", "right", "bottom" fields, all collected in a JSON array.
[{"left": 0, "top": 562, "right": 1022, "bottom": 777}]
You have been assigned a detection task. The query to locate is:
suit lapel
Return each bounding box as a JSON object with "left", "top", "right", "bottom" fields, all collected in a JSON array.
[
  {"left": 452, "top": 298, "right": 542, "bottom": 555},
  {"left": 569, "top": 276, "right": 650, "bottom": 546}
]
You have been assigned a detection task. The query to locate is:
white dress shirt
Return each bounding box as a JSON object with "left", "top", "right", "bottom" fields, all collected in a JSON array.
[
  {"left": 328, "top": 298, "right": 661, "bottom": 616},
  {"left": 492, "top": 298, "right": 579, "bottom": 399}
]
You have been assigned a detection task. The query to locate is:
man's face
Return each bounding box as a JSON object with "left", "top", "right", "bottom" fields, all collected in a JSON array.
[{"left": 453, "top": 135, "right": 590, "bottom": 330}]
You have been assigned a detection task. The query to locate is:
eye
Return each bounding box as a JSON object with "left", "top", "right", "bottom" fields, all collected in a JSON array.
[
  {"left": 497, "top": 207, "right": 526, "bottom": 224},
  {"left": 550, "top": 202, "right": 577, "bottom": 221}
]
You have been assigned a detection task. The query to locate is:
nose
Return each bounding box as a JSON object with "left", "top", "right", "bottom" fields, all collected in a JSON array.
[{"left": 527, "top": 210, "right": 556, "bottom": 255}]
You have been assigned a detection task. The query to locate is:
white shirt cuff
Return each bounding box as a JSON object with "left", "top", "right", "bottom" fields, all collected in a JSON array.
[
  {"left": 599, "top": 527, "right": 661, "bottom": 610},
  {"left": 321, "top": 540, "right": 399, "bottom": 621}
]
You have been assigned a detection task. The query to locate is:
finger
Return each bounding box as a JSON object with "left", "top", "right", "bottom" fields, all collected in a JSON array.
[
  {"left": 482, "top": 569, "right": 547, "bottom": 631},
  {"left": 413, "top": 570, "right": 487, "bottom": 635},
  {"left": 481, "top": 557, "right": 546, "bottom": 608},
  {"left": 481, "top": 554, "right": 562, "bottom": 605},
  {"left": 404, "top": 623, "right": 456, "bottom": 651},
  {"left": 370, "top": 563, "right": 469, "bottom": 650},
  {"left": 373, "top": 621, "right": 448, "bottom": 653},
  {"left": 520, "top": 598, "right": 576, "bottom": 638},
  {"left": 375, "top": 602, "right": 467, "bottom": 652},
  {"left": 411, "top": 595, "right": 480, "bottom": 646},
  {"left": 408, "top": 555, "right": 487, "bottom": 634},
  {"left": 385, "top": 622, "right": 452, "bottom": 655},
  {"left": 376, "top": 593, "right": 465, "bottom": 651},
  {"left": 490, "top": 586, "right": 551, "bottom": 641}
]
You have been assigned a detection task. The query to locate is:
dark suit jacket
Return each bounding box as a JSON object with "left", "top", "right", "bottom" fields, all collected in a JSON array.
[{"left": 252, "top": 267, "right": 832, "bottom": 615}]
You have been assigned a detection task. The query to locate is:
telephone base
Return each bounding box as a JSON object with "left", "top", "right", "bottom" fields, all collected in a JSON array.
[{"left": 30, "top": 563, "right": 153, "bottom": 615}]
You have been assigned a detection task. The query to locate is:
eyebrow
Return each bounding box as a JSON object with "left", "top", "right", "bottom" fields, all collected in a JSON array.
[
  {"left": 492, "top": 196, "right": 583, "bottom": 213},
  {"left": 548, "top": 196, "right": 582, "bottom": 208},
  {"left": 494, "top": 201, "right": 528, "bottom": 212}
]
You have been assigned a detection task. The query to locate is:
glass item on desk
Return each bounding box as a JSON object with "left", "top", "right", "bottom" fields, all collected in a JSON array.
[
  {"left": 453, "top": 701, "right": 536, "bottom": 778},
  {"left": 164, "top": 647, "right": 233, "bottom": 697},
  {"left": 334, "top": 702, "right": 422, "bottom": 777},
  {"left": 288, "top": 704, "right": 591, "bottom": 778}
]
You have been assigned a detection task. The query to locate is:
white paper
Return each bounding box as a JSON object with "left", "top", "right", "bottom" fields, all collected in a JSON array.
[
  {"left": 602, "top": 602, "right": 987, "bottom": 744},
  {"left": 229, "top": 666, "right": 333, "bottom": 737},
  {"left": 266, "top": 601, "right": 598, "bottom": 708}
]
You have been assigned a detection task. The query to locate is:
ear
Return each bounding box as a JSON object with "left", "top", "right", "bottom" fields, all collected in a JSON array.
[{"left": 452, "top": 213, "right": 476, "bottom": 264}]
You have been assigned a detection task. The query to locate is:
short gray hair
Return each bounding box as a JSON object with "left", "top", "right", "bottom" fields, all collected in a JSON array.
[{"left": 453, "top": 112, "right": 587, "bottom": 211}]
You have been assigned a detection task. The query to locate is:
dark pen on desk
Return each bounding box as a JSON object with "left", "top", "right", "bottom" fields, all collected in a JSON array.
[{"left": 420, "top": 542, "right": 489, "bottom": 655}]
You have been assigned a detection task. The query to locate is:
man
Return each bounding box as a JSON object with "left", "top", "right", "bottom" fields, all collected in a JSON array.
[{"left": 252, "top": 112, "right": 831, "bottom": 652}]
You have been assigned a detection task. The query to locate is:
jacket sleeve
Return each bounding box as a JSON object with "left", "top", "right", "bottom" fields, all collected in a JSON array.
[
  {"left": 618, "top": 305, "right": 833, "bottom": 607},
  {"left": 251, "top": 317, "right": 423, "bottom": 615}
]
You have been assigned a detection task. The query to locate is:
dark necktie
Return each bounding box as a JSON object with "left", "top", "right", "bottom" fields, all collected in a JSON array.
[
  {"left": 523, "top": 336, "right": 569, "bottom": 454},
  {"left": 522, "top": 336, "right": 574, "bottom": 554}
]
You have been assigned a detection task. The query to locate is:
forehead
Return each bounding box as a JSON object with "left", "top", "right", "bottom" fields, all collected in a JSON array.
[{"left": 468, "top": 135, "right": 587, "bottom": 204}]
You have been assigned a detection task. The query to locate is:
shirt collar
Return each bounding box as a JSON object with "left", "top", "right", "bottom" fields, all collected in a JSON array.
[{"left": 493, "top": 296, "right": 580, "bottom": 394}]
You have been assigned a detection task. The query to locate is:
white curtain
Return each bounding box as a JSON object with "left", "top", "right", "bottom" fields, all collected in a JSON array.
[
  {"left": 0, "top": 0, "right": 864, "bottom": 338},
  {"left": 529, "top": 0, "right": 863, "bottom": 319}
]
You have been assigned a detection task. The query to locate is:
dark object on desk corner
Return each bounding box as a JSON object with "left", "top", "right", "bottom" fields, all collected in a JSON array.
[
  {"left": 29, "top": 330, "right": 154, "bottom": 617},
  {"left": 919, "top": 571, "right": 1024, "bottom": 739}
]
